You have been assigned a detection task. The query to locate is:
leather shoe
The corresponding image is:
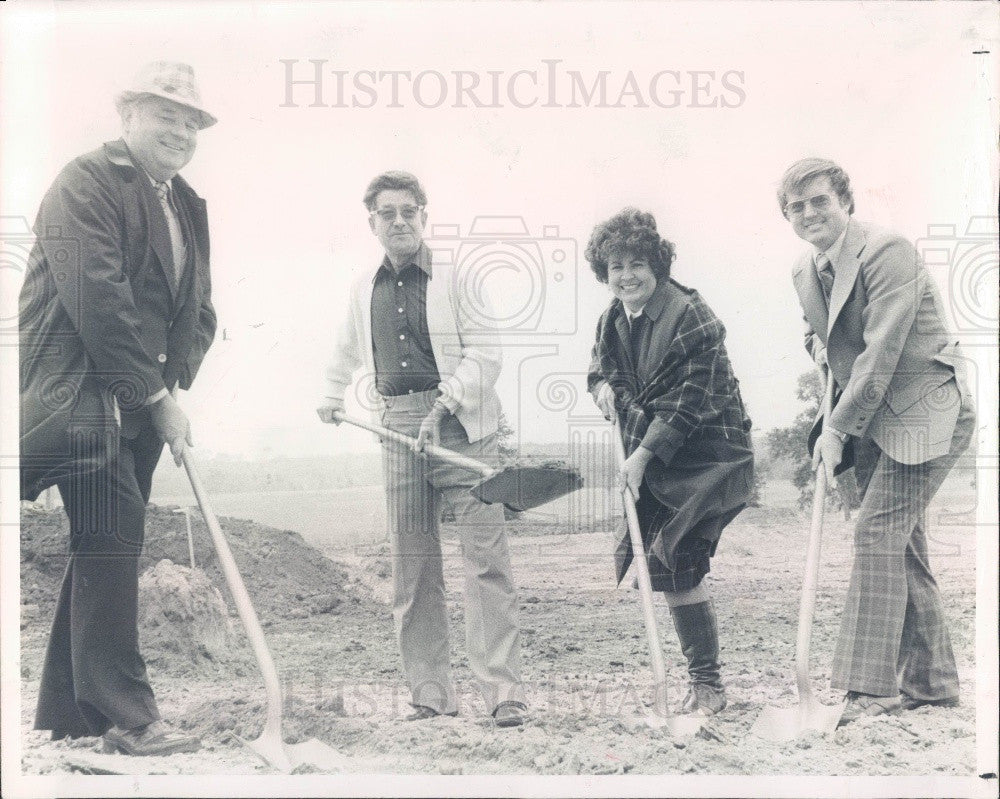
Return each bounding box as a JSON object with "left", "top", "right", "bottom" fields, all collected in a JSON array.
[
  {"left": 838, "top": 692, "right": 902, "bottom": 726},
  {"left": 492, "top": 700, "right": 527, "bottom": 728},
  {"left": 102, "top": 720, "right": 200, "bottom": 756},
  {"left": 405, "top": 705, "right": 457, "bottom": 721},
  {"left": 900, "top": 693, "right": 960, "bottom": 711}
]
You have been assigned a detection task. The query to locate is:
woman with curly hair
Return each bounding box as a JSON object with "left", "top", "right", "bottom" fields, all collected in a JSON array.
[{"left": 586, "top": 208, "right": 755, "bottom": 716}]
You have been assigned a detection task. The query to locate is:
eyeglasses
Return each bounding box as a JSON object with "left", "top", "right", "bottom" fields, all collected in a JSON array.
[
  {"left": 371, "top": 205, "right": 424, "bottom": 223},
  {"left": 783, "top": 194, "right": 834, "bottom": 218}
]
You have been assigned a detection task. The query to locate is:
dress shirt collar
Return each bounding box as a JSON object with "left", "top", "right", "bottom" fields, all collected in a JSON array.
[
  {"left": 813, "top": 225, "right": 848, "bottom": 272},
  {"left": 376, "top": 242, "right": 433, "bottom": 281}
]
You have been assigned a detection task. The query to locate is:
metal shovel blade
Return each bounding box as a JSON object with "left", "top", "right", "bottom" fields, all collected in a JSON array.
[
  {"left": 750, "top": 695, "right": 846, "bottom": 742},
  {"left": 471, "top": 463, "right": 584, "bottom": 512},
  {"left": 286, "top": 738, "right": 354, "bottom": 771},
  {"left": 623, "top": 711, "right": 705, "bottom": 736},
  {"left": 241, "top": 730, "right": 352, "bottom": 773}
]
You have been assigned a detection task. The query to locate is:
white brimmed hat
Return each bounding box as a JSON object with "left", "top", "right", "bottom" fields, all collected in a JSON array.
[{"left": 115, "top": 61, "right": 217, "bottom": 129}]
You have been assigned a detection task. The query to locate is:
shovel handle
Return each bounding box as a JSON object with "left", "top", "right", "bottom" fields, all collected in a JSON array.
[
  {"left": 612, "top": 419, "right": 670, "bottom": 717},
  {"left": 794, "top": 369, "right": 837, "bottom": 701},
  {"left": 182, "top": 451, "right": 285, "bottom": 745},
  {"left": 332, "top": 410, "right": 494, "bottom": 478}
]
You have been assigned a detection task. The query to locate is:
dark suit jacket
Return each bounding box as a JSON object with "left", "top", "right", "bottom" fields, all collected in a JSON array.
[
  {"left": 19, "top": 139, "right": 216, "bottom": 499},
  {"left": 793, "top": 218, "right": 969, "bottom": 466}
]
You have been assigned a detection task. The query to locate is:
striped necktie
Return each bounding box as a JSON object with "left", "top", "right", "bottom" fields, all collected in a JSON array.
[
  {"left": 154, "top": 181, "right": 185, "bottom": 290},
  {"left": 816, "top": 253, "right": 835, "bottom": 304}
]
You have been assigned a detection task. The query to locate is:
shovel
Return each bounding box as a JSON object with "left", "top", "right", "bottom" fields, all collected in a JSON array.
[
  {"left": 611, "top": 419, "right": 703, "bottom": 737},
  {"left": 750, "top": 369, "right": 846, "bottom": 741},
  {"left": 182, "top": 452, "right": 352, "bottom": 772},
  {"left": 333, "top": 411, "right": 583, "bottom": 512}
]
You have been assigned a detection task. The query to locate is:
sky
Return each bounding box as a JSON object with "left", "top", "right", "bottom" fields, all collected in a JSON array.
[{"left": 2, "top": 0, "right": 997, "bottom": 458}]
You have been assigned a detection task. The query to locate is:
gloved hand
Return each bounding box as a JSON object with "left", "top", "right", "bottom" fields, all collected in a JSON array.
[
  {"left": 812, "top": 426, "right": 845, "bottom": 484},
  {"left": 620, "top": 445, "right": 654, "bottom": 502},
  {"left": 595, "top": 382, "right": 616, "bottom": 420},
  {"left": 150, "top": 392, "right": 192, "bottom": 466},
  {"left": 813, "top": 345, "right": 828, "bottom": 368},
  {"left": 415, "top": 401, "right": 449, "bottom": 452},
  {"left": 316, "top": 399, "right": 345, "bottom": 425}
]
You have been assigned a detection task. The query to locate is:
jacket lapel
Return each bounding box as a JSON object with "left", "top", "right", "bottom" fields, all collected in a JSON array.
[
  {"left": 360, "top": 270, "right": 374, "bottom": 367},
  {"left": 614, "top": 310, "right": 634, "bottom": 371},
  {"left": 138, "top": 172, "right": 178, "bottom": 302},
  {"left": 827, "top": 219, "right": 864, "bottom": 336},
  {"left": 170, "top": 187, "right": 201, "bottom": 319},
  {"left": 793, "top": 257, "right": 829, "bottom": 344}
]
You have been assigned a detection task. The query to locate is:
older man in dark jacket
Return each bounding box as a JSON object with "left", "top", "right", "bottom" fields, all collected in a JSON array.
[{"left": 19, "top": 61, "right": 217, "bottom": 756}]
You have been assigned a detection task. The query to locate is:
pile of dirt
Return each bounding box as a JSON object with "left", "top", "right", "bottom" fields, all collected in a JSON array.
[
  {"left": 137, "top": 559, "right": 250, "bottom": 677},
  {"left": 20, "top": 503, "right": 362, "bottom": 623}
]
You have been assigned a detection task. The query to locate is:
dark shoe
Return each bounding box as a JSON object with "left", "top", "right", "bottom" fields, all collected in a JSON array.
[
  {"left": 492, "top": 701, "right": 527, "bottom": 728},
  {"left": 900, "top": 693, "right": 960, "bottom": 711},
  {"left": 102, "top": 720, "right": 200, "bottom": 756},
  {"left": 405, "top": 705, "right": 458, "bottom": 721},
  {"left": 679, "top": 683, "right": 727, "bottom": 716},
  {"left": 838, "top": 692, "right": 902, "bottom": 726},
  {"left": 669, "top": 600, "right": 726, "bottom": 714},
  {"left": 49, "top": 730, "right": 92, "bottom": 742}
]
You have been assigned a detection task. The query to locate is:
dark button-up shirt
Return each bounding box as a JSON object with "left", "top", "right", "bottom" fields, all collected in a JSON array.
[{"left": 371, "top": 243, "right": 441, "bottom": 396}]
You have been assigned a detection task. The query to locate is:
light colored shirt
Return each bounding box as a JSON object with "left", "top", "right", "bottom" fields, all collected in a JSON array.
[{"left": 813, "top": 226, "right": 848, "bottom": 275}]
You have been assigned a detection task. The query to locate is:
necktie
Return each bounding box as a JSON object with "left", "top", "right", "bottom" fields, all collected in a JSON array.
[
  {"left": 628, "top": 312, "right": 646, "bottom": 368},
  {"left": 154, "top": 181, "right": 185, "bottom": 290},
  {"left": 816, "top": 253, "right": 835, "bottom": 304}
]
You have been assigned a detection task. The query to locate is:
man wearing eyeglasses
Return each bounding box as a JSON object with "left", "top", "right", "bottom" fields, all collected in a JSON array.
[
  {"left": 317, "top": 171, "right": 526, "bottom": 727},
  {"left": 778, "top": 157, "right": 974, "bottom": 725}
]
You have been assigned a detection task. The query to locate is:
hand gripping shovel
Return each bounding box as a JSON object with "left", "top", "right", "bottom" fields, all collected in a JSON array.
[
  {"left": 612, "top": 419, "right": 703, "bottom": 736},
  {"left": 333, "top": 411, "right": 583, "bottom": 512},
  {"left": 183, "top": 452, "right": 351, "bottom": 772},
  {"left": 750, "top": 369, "right": 846, "bottom": 741}
]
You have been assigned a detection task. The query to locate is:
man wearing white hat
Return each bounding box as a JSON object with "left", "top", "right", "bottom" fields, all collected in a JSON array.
[{"left": 20, "top": 61, "right": 217, "bottom": 756}]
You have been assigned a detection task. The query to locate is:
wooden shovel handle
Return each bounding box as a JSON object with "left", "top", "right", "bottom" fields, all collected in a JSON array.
[
  {"left": 183, "top": 452, "right": 285, "bottom": 743},
  {"left": 332, "top": 410, "right": 494, "bottom": 478},
  {"left": 795, "top": 368, "right": 837, "bottom": 700},
  {"left": 612, "top": 418, "right": 670, "bottom": 716}
]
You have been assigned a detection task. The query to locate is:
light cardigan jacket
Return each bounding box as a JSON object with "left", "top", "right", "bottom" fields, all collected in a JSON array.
[{"left": 323, "top": 247, "right": 502, "bottom": 443}]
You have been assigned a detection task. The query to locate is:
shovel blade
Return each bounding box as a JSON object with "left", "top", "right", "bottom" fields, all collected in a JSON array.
[
  {"left": 472, "top": 464, "right": 584, "bottom": 512},
  {"left": 623, "top": 712, "right": 705, "bottom": 737},
  {"left": 242, "top": 733, "right": 352, "bottom": 773},
  {"left": 751, "top": 698, "right": 845, "bottom": 742},
  {"left": 243, "top": 732, "right": 294, "bottom": 772},
  {"left": 286, "top": 738, "right": 353, "bottom": 772}
]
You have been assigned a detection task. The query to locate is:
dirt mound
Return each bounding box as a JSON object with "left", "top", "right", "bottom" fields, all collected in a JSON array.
[
  {"left": 20, "top": 503, "right": 361, "bottom": 623},
  {"left": 137, "top": 559, "right": 252, "bottom": 677}
]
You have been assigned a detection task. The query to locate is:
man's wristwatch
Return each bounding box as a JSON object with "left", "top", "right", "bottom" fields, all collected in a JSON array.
[{"left": 829, "top": 428, "right": 848, "bottom": 443}]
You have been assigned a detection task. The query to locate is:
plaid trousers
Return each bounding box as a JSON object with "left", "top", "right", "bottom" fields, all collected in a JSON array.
[{"left": 831, "top": 398, "right": 975, "bottom": 699}]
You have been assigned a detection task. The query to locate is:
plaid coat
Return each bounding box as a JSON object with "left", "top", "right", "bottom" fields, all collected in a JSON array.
[{"left": 588, "top": 278, "right": 754, "bottom": 588}]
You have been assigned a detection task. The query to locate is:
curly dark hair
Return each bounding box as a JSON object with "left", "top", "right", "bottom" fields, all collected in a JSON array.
[
  {"left": 584, "top": 208, "right": 675, "bottom": 283},
  {"left": 362, "top": 170, "right": 428, "bottom": 211}
]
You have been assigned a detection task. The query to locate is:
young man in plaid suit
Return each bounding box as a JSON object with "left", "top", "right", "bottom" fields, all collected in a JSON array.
[{"left": 779, "top": 157, "right": 975, "bottom": 724}]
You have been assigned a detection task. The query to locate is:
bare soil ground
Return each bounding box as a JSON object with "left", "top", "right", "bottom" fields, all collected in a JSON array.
[{"left": 18, "top": 492, "right": 978, "bottom": 778}]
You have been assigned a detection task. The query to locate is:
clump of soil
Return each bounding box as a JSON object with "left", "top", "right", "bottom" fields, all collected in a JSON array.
[
  {"left": 20, "top": 504, "right": 357, "bottom": 623},
  {"left": 138, "top": 559, "right": 247, "bottom": 676}
]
